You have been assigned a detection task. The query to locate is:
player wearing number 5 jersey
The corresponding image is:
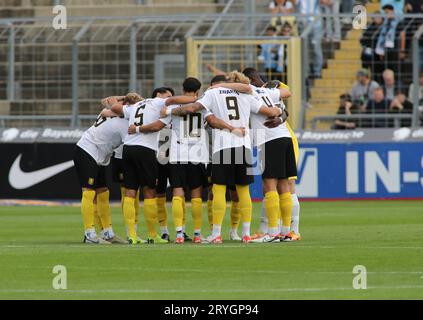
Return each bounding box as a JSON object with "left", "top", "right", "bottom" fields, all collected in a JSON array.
[
  {"left": 168, "top": 71, "right": 283, "bottom": 243},
  {"left": 102, "top": 92, "right": 197, "bottom": 244}
]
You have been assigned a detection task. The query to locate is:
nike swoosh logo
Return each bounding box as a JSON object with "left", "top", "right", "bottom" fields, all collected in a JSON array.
[{"left": 8, "top": 154, "right": 74, "bottom": 190}]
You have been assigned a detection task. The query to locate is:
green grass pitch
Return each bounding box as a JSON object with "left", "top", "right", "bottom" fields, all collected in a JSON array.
[{"left": 0, "top": 201, "right": 422, "bottom": 300}]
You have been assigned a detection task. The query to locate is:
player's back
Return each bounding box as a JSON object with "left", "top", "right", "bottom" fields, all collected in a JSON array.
[
  {"left": 198, "top": 88, "right": 262, "bottom": 153},
  {"left": 124, "top": 98, "right": 168, "bottom": 151},
  {"left": 77, "top": 114, "right": 128, "bottom": 165},
  {"left": 167, "top": 104, "right": 209, "bottom": 164},
  {"left": 250, "top": 85, "right": 291, "bottom": 146}
]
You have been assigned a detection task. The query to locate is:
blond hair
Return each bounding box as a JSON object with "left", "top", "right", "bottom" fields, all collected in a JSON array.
[
  {"left": 124, "top": 92, "right": 143, "bottom": 105},
  {"left": 226, "top": 71, "right": 250, "bottom": 85}
]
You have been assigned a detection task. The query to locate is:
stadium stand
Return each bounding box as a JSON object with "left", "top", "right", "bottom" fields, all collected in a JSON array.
[{"left": 0, "top": 0, "right": 421, "bottom": 129}]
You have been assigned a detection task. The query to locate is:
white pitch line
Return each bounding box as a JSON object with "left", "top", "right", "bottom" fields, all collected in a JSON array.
[
  {"left": 1, "top": 265, "right": 422, "bottom": 275},
  {"left": 1, "top": 285, "right": 423, "bottom": 294}
]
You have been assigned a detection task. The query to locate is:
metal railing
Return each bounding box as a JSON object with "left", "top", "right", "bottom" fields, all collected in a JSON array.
[
  {"left": 0, "top": 12, "right": 422, "bottom": 129},
  {"left": 311, "top": 114, "right": 416, "bottom": 130}
]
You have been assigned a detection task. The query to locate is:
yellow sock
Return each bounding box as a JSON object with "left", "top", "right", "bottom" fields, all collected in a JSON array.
[
  {"left": 279, "top": 192, "right": 293, "bottom": 234},
  {"left": 182, "top": 197, "right": 186, "bottom": 228},
  {"left": 123, "top": 197, "right": 137, "bottom": 239},
  {"left": 97, "top": 190, "right": 112, "bottom": 229},
  {"left": 207, "top": 199, "right": 213, "bottom": 228},
  {"left": 135, "top": 190, "right": 140, "bottom": 225},
  {"left": 191, "top": 198, "right": 203, "bottom": 232},
  {"left": 157, "top": 196, "right": 168, "bottom": 227},
  {"left": 236, "top": 185, "right": 252, "bottom": 224},
  {"left": 264, "top": 191, "right": 280, "bottom": 235},
  {"left": 230, "top": 201, "right": 241, "bottom": 230},
  {"left": 172, "top": 196, "right": 184, "bottom": 231},
  {"left": 144, "top": 198, "right": 158, "bottom": 238},
  {"left": 81, "top": 190, "right": 96, "bottom": 231},
  {"left": 120, "top": 187, "right": 125, "bottom": 210},
  {"left": 212, "top": 184, "right": 227, "bottom": 226},
  {"left": 93, "top": 202, "right": 103, "bottom": 231}
]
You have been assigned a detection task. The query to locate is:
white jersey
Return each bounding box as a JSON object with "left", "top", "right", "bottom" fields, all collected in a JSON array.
[
  {"left": 113, "top": 144, "right": 124, "bottom": 160},
  {"left": 197, "top": 88, "right": 262, "bottom": 154},
  {"left": 164, "top": 105, "right": 210, "bottom": 164},
  {"left": 123, "top": 98, "right": 170, "bottom": 151},
  {"left": 250, "top": 85, "right": 291, "bottom": 146},
  {"left": 77, "top": 115, "right": 128, "bottom": 166}
]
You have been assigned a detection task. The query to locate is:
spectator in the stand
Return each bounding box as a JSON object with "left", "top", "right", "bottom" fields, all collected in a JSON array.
[
  {"left": 389, "top": 91, "right": 413, "bottom": 127},
  {"left": 405, "top": 0, "right": 423, "bottom": 13},
  {"left": 381, "top": 0, "right": 405, "bottom": 14},
  {"left": 269, "top": 0, "right": 295, "bottom": 14},
  {"left": 381, "top": 69, "right": 404, "bottom": 101},
  {"left": 351, "top": 69, "right": 380, "bottom": 110},
  {"left": 320, "top": 0, "right": 341, "bottom": 42},
  {"left": 259, "top": 26, "right": 282, "bottom": 80},
  {"left": 340, "top": 0, "right": 354, "bottom": 24},
  {"left": 365, "top": 86, "right": 392, "bottom": 128},
  {"left": 333, "top": 93, "right": 359, "bottom": 130},
  {"left": 375, "top": 4, "right": 406, "bottom": 77},
  {"left": 408, "top": 72, "right": 423, "bottom": 102},
  {"left": 296, "top": 0, "right": 323, "bottom": 78},
  {"left": 276, "top": 22, "right": 293, "bottom": 80},
  {"left": 404, "top": 1, "right": 423, "bottom": 69},
  {"left": 360, "top": 16, "right": 384, "bottom": 73},
  {"left": 269, "top": 0, "right": 298, "bottom": 35}
]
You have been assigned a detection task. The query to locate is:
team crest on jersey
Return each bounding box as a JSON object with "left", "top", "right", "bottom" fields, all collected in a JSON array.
[{"left": 88, "top": 177, "right": 95, "bottom": 185}]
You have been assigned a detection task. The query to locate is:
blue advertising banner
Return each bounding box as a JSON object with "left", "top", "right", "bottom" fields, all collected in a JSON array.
[{"left": 250, "top": 142, "right": 423, "bottom": 200}]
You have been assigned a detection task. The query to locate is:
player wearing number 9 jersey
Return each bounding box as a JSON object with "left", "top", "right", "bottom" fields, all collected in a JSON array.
[{"left": 169, "top": 71, "right": 283, "bottom": 243}]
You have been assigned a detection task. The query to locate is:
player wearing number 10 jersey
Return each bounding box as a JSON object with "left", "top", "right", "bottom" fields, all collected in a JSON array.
[
  {"left": 163, "top": 78, "right": 208, "bottom": 244},
  {"left": 161, "top": 77, "right": 248, "bottom": 243}
]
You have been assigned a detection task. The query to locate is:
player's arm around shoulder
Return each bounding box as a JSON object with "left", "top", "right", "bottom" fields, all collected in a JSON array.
[
  {"left": 205, "top": 114, "right": 246, "bottom": 137},
  {"left": 160, "top": 102, "right": 204, "bottom": 118},
  {"left": 165, "top": 95, "right": 197, "bottom": 107},
  {"left": 128, "top": 120, "right": 167, "bottom": 135},
  {"left": 210, "top": 83, "right": 252, "bottom": 95}
]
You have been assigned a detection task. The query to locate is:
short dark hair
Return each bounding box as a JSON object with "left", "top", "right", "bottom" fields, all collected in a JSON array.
[
  {"left": 151, "top": 87, "right": 174, "bottom": 98},
  {"left": 182, "top": 77, "right": 202, "bottom": 93},
  {"left": 210, "top": 75, "right": 227, "bottom": 86},
  {"left": 382, "top": 4, "right": 394, "bottom": 11},
  {"left": 340, "top": 93, "right": 352, "bottom": 102},
  {"left": 242, "top": 67, "right": 260, "bottom": 80},
  {"left": 266, "top": 26, "right": 277, "bottom": 32}
]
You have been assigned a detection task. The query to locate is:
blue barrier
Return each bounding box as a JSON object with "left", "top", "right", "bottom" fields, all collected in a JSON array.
[{"left": 250, "top": 142, "right": 423, "bottom": 200}]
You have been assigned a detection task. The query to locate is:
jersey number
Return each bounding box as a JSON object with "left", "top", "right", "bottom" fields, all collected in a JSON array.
[
  {"left": 262, "top": 96, "right": 273, "bottom": 107},
  {"left": 226, "top": 97, "right": 240, "bottom": 120},
  {"left": 94, "top": 115, "right": 107, "bottom": 127},
  {"left": 134, "top": 103, "right": 146, "bottom": 126},
  {"left": 183, "top": 113, "right": 202, "bottom": 138}
]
